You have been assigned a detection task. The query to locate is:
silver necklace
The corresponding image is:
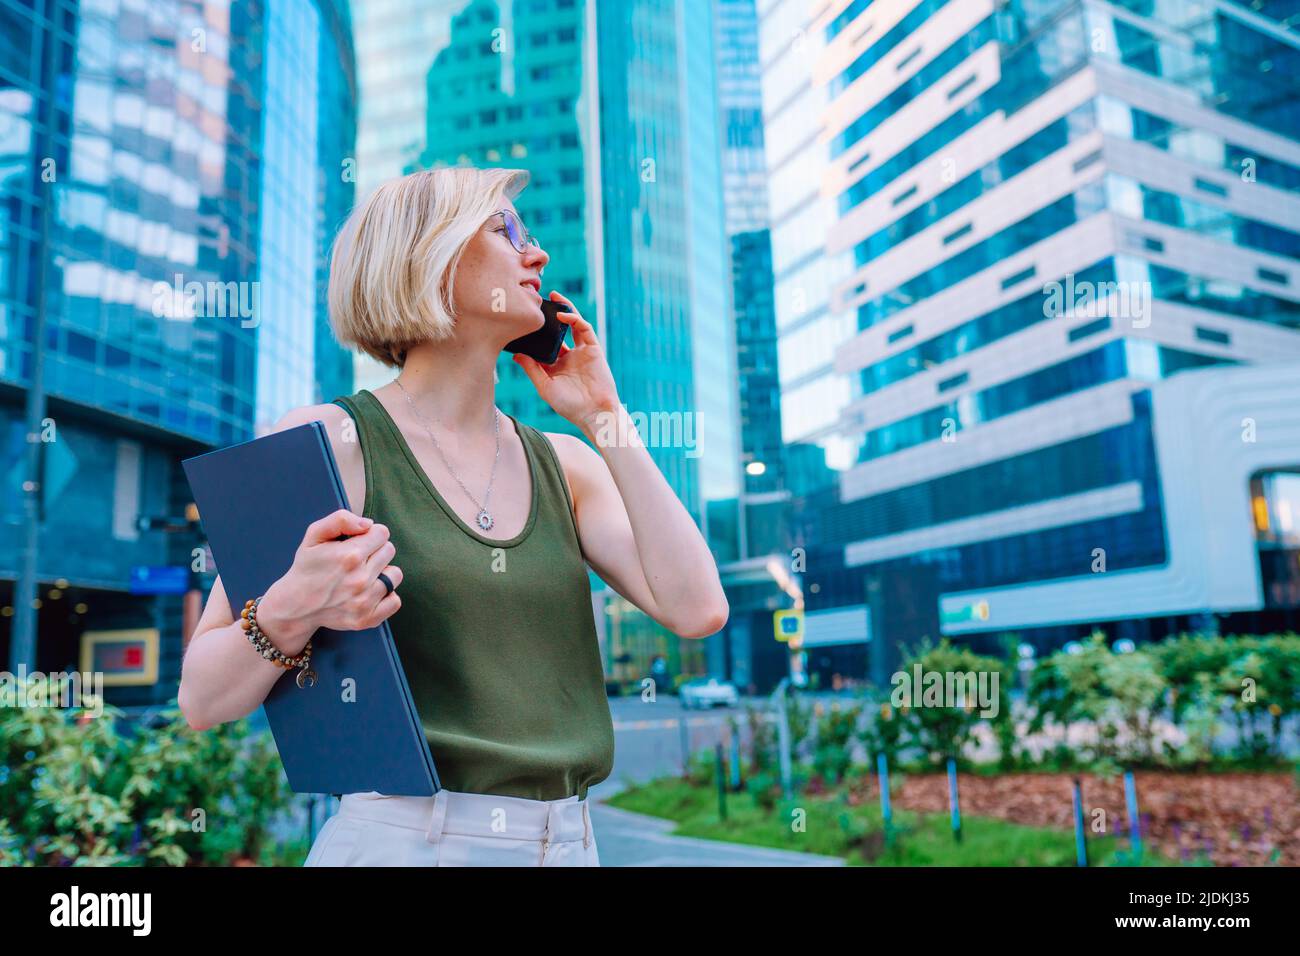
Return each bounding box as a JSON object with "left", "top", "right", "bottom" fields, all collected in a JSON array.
[{"left": 394, "top": 379, "right": 501, "bottom": 532}]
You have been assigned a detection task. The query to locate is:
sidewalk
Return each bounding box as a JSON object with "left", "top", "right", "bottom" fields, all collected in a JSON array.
[{"left": 584, "top": 780, "right": 844, "bottom": 867}]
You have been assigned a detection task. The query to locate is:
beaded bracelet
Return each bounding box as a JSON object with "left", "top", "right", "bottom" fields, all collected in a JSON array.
[
  {"left": 241, "top": 596, "right": 310, "bottom": 666},
  {"left": 242, "top": 596, "right": 318, "bottom": 688}
]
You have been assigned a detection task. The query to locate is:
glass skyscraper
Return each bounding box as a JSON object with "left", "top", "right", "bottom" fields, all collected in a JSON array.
[
  {"left": 349, "top": 0, "right": 496, "bottom": 394},
  {"left": 595, "top": 0, "right": 742, "bottom": 680},
  {"left": 759, "top": 0, "right": 1300, "bottom": 685},
  {"left": 711, "top": 0, "right": 794, "bottom": 692},
  {"left": 258, "top": 0, "right": 359, "bottom": 430},
  {"left": 1, "top": 0, "right": 357, "bottom": 701},
  {"left": 414, "top": 0, "right": 595, "bottom": 436},
  {"left": 595, "top": 0, "right": 740, "bottom": 541},
  {"left": 350, "top": 0, "right": 743, "bottom": 682}
]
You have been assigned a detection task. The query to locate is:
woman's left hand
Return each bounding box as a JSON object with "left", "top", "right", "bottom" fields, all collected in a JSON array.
[{"left": 512, "top": 291, "right": 621, "bottom": 431}]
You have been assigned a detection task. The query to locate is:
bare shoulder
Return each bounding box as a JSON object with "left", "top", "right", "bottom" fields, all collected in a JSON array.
[
  {"left": 541, "top": 430, "right": 604, "bottom": 508},
  {"left": 268, "top": 401, "right": 353, "bottom": 449},
  {"left": 271, "top": 402, "right": 366, "bottom": 515},
  {"left": 270, "top": 401, "right": 349, "bottom": 429}
]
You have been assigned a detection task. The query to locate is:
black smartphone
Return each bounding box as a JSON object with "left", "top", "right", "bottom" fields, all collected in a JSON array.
[{"left": 505, "top": 299, "right": 571, "bottom": 365}]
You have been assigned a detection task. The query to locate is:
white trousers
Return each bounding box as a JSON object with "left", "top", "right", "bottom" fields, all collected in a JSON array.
[{"left": 303, "top": 788, "right": 600, "bottom": 867}]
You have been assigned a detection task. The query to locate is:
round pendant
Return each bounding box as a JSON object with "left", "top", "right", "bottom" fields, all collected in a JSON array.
[
  {"left": 296, "top": 667, "right": 318, "bottom": 689},
  {"left": 476, "top": 509, "right": 494, "bottom": 531}
]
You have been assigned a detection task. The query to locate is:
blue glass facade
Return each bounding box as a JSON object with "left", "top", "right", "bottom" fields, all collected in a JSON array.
[
  {"left": 351, "top": 0, "right": 741, "bottom": 680},
  {"left": 718, "top": 0, "right": 785, "bottom": 501},
  {"left": 595, "top": 0, "right": 739, "bottom": 541},
  {"left": 1, "top": 0, "right": 357, "bottom": 700},
  {"left": 596, "top": 0, "right": 700, "bottom": 521},
  {"left": 259, "top": 0, "right": 357, "bottom": 429},
  {"left": 314, "top": 0, "right": 360, "bottom": 408},
  {"left": 804, "top": 392, "right": 1165, "bottom": 572},
  {"left": 593, "top": 0, "right": 740, "bottom": 680},
  {"left": 4, "top": 0, "right": 266, "bottom": 447},
  {"left": 858, "top": 338, "right": 1233, "bottom": 462},
  {"left": 258, "top": 0, "right": 322, "bottom": 429},
  {"left": 710, "top": 0, "right": 791, "bottom": 691},
  {"left": 410, "top": 0, "right": 593, "bottom": 436}
]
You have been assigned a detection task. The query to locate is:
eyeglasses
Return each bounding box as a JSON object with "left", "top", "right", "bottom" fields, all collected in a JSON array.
[{"left": 492, "top": 209, "right": 540, "bottom": 254}]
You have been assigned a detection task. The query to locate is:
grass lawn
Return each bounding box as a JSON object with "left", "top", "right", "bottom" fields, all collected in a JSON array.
[{"left": 606, "top": 775, "right": 1188, "bottom": 866}]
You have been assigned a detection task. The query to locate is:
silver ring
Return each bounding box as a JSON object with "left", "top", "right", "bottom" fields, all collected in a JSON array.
[{"left": 377, "top": 571, "right": 394, "bottom": 596}]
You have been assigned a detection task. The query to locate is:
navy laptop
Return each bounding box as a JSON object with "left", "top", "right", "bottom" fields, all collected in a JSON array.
[{"left": 182, "top": 421, "right": 441, "bottom": 796}]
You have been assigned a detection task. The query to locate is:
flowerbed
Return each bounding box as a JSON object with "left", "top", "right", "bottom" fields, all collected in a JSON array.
[{"left": 845, "top": 770, "right": 1298, "bottom": 866}]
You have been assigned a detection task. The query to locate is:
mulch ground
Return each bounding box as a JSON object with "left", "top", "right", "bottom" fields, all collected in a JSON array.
[{"left": 841, "top": 771, "right": 1299, "bottom": 866}]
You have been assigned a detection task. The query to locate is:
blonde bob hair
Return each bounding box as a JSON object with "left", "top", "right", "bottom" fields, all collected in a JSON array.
[{"left": 327, "top": 165, "right": 531, "bottom": 368}]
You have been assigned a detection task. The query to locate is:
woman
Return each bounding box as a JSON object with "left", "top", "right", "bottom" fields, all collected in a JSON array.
[{"left": 176, "top": 166, "right": 729, "bottom": 866}]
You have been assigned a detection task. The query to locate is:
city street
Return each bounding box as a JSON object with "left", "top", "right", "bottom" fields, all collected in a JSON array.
[
  {"left": 281, "top": 694, "right": 843, "bottom": 866},
  {"left": 6, "top": 0, "right": 1298, "bottom": 893},
  {"left": 589, "top": 695, "right": 843, "bottom": 866}
]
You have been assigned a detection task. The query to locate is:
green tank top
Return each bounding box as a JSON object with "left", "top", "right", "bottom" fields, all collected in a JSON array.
[{"left": 331, "top": 389, "right": 615, "bottom": 801}]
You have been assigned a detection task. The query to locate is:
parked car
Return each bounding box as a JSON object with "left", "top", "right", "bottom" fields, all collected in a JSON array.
[{"left": 679, "top": 677, "right": 740, "bottom": 710}]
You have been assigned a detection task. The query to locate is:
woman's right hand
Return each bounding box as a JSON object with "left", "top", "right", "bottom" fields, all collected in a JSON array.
[{"left": 256, "top": 509, "right": 403, "bottom": 654}]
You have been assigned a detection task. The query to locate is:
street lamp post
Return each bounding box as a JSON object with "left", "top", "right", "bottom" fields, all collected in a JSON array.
[{"left": 11, "top": 31, "right": 57, "bottom": 676}]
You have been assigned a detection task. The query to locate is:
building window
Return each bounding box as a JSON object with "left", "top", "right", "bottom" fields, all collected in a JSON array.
[
  {"left": 943, "top": 222, "right": 973, "bottom": 245},
  {"left": 937, "top": 371, "right": 969, "bottom": 392},
  {"left": 1068, "top": 316, "right": 1111, "bottom": 342},
  {"left": 1001, "top": 265, "right": 1037, "bottom": 289},
  {"left": 891, "top": 183, "right": 918, "bottom": 206},
  {"left": 1193, "top": 177, "right": 1228, "bottom": 197},
  {"left": 947, "top": 73, "right": 978, "bottom": 99},
  {"left": 1072, "top": 149, "right": 1103, "bottom": 172},
  {"left": 896, "top": 47, "right": 922, "bottom": 71}
]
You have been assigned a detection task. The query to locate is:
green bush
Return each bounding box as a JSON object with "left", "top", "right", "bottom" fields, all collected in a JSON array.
[
  {"left": 756, "top": 633, "right": 1299, "bottom": 785},
  {"left": 745, "top": 769, "right": 781, "bottom": 810},
  {"left": 0, "top": 817, "right": 24, "bottom": 866},
  {"left": 685, "top": 749, "right": 716, "bottom": 787},
  {"left": 1257, "top": 635, "right": 1300, "bottom": 750},
  {"left": 861, "top": 700, "right": 906, "bottom": 767},
  {"left": 1146, "top": 632, "right": 1300, "bottom": 763},
  {"left": 785, "top": 691, "right": 814, "bottom": 755},
  {"left": 895, "top": 638, "right": 1013, "bottom": 768},
  {"left": 0, "top": 678, "right": 294, "bottom": 865},
  {"left": 1148, "top": 633, "right": 1239, "bottom": 721},
  {"left": 1027, "top": 632, "right": 1167, "bottom": 767},
  {"left": 744, "top": 702, "right": 777, "bottom": 775},
  {"left": 811, "top": 702, "right": 862, "bottom": 786}
]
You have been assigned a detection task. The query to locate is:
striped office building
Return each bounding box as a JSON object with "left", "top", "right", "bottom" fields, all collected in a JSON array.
[{"left": 757, "top": 0, "right": 1300, "bottom": 682}]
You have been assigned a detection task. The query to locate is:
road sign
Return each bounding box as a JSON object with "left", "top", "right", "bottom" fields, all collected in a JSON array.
[
  {"left": 129, "top": 565, "right": 190, "bottom": 595},
  {"left": 773, "top": 609, "right": 803, "bottom": 646}
]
